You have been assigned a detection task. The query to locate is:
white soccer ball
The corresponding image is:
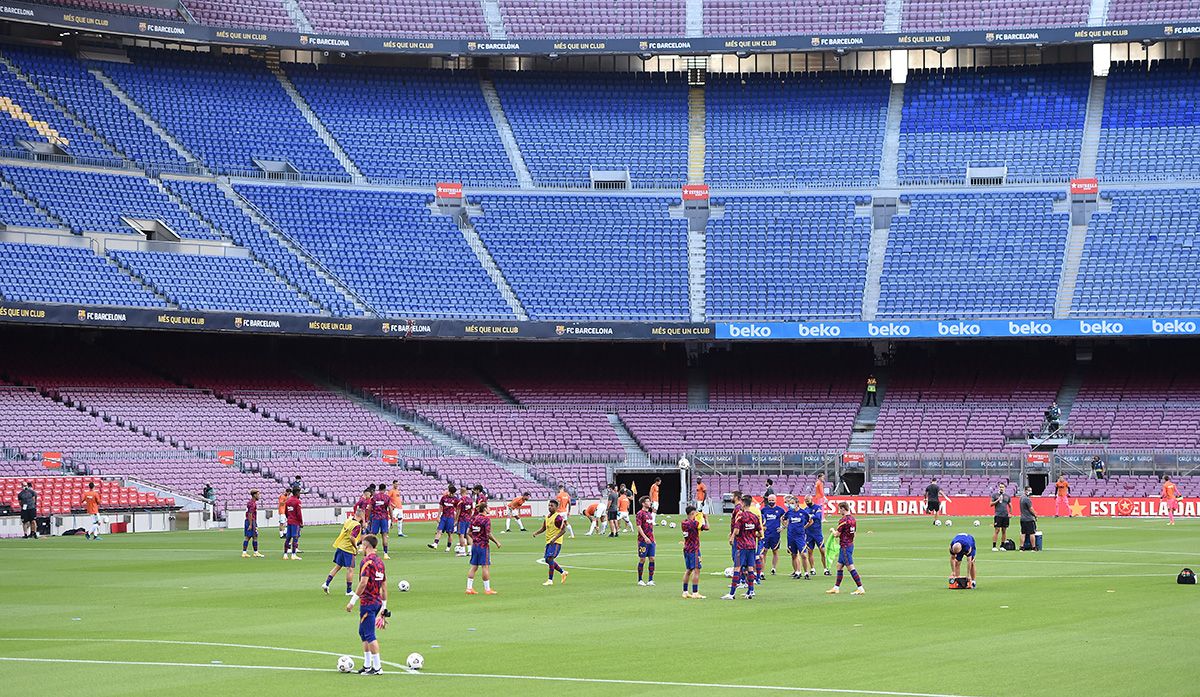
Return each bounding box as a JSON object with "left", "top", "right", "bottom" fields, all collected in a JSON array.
[
  {"left": 336, "top": 655, "right": 354, "bottom": 673},
  {"left": 724, "top": 567, "right": 735, "bottom": 578},
  {"left": 935, "top": 520, "right": 943, "bottom": 527},
  {"left": 406, "top": 653, "right": 424, "bottom": 670},
  {"left": 973, "top": 520, "right": 981, "bottom": 527},
  {"left": 945, "top": 520, "right": 953, "bottom": 527},
  {"left": 397, "top": 580, "right": 410, "bottom": 592},
  {"left": 669, "top": 522, "right": 677, "bottom": 529},
  {"left": 454, "top": 545, "right": 464, "bottom": 554}
]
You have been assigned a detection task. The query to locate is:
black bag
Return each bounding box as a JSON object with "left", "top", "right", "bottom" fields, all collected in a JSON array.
[
  {"left": 1179, "top": 568, "right": 1196, "bottom": 585},
  {"left": 1001, "top": 539, "right": 1017, "bottom": 551},
  {"left": 948, "top": 577, "right": 971, "bottom": 589}
]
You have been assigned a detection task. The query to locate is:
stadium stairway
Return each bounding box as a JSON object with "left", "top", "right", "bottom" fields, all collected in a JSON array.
[
  {"left": 686, "top": 364, "right": 709, "bottom": 409},
  {"left": 282, "top": 0, "right": 315, "bottom": 32},
  {"left": 1087, "top": 0, "right": 1110, "bottom": 25},
  {"left": 480, "top": 0, "right": 508, "bottom": 39},
  {"left": 687, "top": 86, "right": 705, "bottom": 184},
  {"left": 848, "top": 371, "right": 885, "bottom": 452},
  {"left": 457, "top": 210, "right": 528, "bottom": 320},
  {"left": 88, "top": 66, "right": 204, "bottom": 169},
  {"left": 479, "top": 76, "right": 534, "bottom": 189},
  {"left": 216, "top": 179, "right": 376, "bottom": 316},
  {"left": 861, "top": 197, "right": 904, "bottom": 320},
  {"left": 1055, "top": 362, "right": 1085, "bottom": 423},
  {"left": 267, "top": 55, "right": 364, "bottom": 181},
  {"left": 685, "top": 0, "right": 704, "bottom": 36},
  {"left": 878, "top": 82, "right": 905, "bottom": 188},
  {"left": 1077, "top": 75, "right": 1107, "bottom": 178},
  {"left": 0, "top": 171, "right": 67, "bottom": 232},
  {"left": 607, "top": 413, "right": 652, "bottom": 468},
  {"left": 0, "top": 53, "right": 124, "bottom": 163},
  {"left": 883, "top": 0, "right": 905, "bottom": 31},
  {"left": 1054, "top": 220, "right": 1090, "bottom": 318},
  {"left": 103, "top": 251, "right": 180, "bottom": 308}
]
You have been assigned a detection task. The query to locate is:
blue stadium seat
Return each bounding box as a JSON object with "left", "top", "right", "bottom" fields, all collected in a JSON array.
[
  {"left": 1098, "top": 60, "right": 1200, "bottom": 182},
  {"left": 0, "top": 242, "right": 166, "bottom": 307}
]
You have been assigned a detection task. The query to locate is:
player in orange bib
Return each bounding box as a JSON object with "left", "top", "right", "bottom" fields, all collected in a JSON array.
[
  {"left": 82, "top": 481, "right": 102, "bottom": 540},
  {"left": 387, "top": 481, "right": 406, "bottom": 537},
  {"left": 504, "top": 492, "right": 529, "bottom": 533},
  {"left": 813, "top": 473, "right": 826, "bottom": 506},
  {"left": 1162, "top": 476, "right": 1180, "bottom": 525},
  {"left": 617, "top": 490, "right": 634, "bottom": 533},
  {"left": 1054, "top": 475, "right": 1071, "bottom": 517},
  {"left": 278, "top": 488, "right": 289, "bottom": 538},
  {"left": 584, "top": 501, "right": 606, "bottom": 536},
  {"left": 555, "top": 486, "right": 575, "bottom": 539},
  {"left": 649, "top": 477, "right": 661, "bottom": 522}
]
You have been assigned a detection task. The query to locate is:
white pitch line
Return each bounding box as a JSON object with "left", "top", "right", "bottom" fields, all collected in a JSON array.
[
  {"left": 0, "top": 637, "right": 408, "bottom": 668},
  {"left": 0, "top": 656, "right": 989, "bottom": 697}
]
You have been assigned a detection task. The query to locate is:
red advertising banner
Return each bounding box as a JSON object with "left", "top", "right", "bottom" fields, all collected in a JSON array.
[
  {"left": 842, "top": 452, "right": 866, "bottom": 466},
  {"left": 400, "top": 504, "right": 530, "bottom": 522},
  {"left": 435, "top": 182, "right": 463, "bottom": 199},
  {"left": 1070, "top": 177, "right": 1099, "bottom": 195},
  {"left": 1025, "top": 452, "right": 1051, "bottom": 466},
  {"left": 217, "top": 450, "right": 235, "bottom": 466},
  {"left": 682, "top": 184, "right": 710, "bottom": 201},
  {"left": 381, "top": 449, "right": 399, "bottom": 465},
  {"left": 824, "top": 496, "right": 1198, "bottom": 518},
  {"left": 42, "top": 451, "right": 62, "bottom": 469}
]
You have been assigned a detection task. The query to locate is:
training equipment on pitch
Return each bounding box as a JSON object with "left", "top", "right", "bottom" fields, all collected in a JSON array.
[
  {"left": 406, "top": 653, "right": 424, "bottom": 670},
  {"left": 669, "top": 522, "right": 676, "bottom": 528},
  {"left": 947, "top": 577, "right": 973, "bottom": 590},
  {"left": 935, "top": 520, "right": 943, "bottom": 526},
  {"left": 1179, "top": 568, "right": 1196, "bottom": 585},
  {"left": 337, "top": 655, "right": 354, "bottom": 672},
  {"left": 724, "top": 567, "right": 735, "bottom": 577},
  {"left": 973, "top": 520, "right": 981, "bottom": 527},
  {"left": 454, "top": 545, "right": 464, "bottom": 554},
  {"left": 397, "top": 579, "right": 410, "bottom": 592},
  {"left": 945, "top": 520, "right": 953, "bottom": 527}
]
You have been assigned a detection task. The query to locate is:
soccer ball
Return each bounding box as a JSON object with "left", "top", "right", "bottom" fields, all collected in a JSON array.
[
  {"left": 669, "top": 522, "right": 677, "bottom": 529},
  {"left": 934, "top": 520, "right": 943, "bottom": 527},
  {"left": 973, "top": 520, "right": 981, "bottom": 527},
  {"left": 454, "top": 545, "right": 464, "bottom": 554},
  {"left": 406, "top": 653, "right": 424, "bottom": 670},
  {"left": 397, "top": 580, "right": 410, "bottom": 592},
  {"left": 945, "top": 520, "right": 953, "bottom": 527},
  {"left": 724, "top": 567, "right": 735, "bottom": 578},
  {"left": 336, "top": 655, "right": 354, "bottom": 673}
]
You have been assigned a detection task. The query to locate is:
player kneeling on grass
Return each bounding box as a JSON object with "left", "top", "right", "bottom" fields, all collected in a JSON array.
[
  {"left": 325, "top": 510, "right": 365, "bottom": 596},
  {"left": 681, "top": 504, "right": 709, "bottom": 598},
  {"left": 466, "top": 500, "right": 501, "bottom": 595},
  {"left": 346, "top": 534, "right": 388, "bottom": 675},
  {"left": 826, "top": 502, "right": 865, "bottom": 595},
  {"left": 949, "top": 533, "right": 977, "bottom": 589}
]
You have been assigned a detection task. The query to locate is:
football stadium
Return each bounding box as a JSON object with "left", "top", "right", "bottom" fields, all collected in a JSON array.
[{"left": 0, "top": 1, "right": 1198, "bottom": 695}]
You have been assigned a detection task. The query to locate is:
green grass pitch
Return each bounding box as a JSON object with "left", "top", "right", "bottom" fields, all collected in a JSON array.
[{"left": 2, "top": 515, "right": 1197, "bottom": 697}]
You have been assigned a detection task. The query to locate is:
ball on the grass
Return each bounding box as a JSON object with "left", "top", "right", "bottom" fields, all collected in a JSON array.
[
  {"left": 945, "top": 520, "right": 953, "bottom": 527},
  {"left": 669, "top": 522, "right": 676, "bottom": 529},
  {"left": 724, "top": 567, "right": 735, "bottom": 578},
  {"left": 454, "top": 545, "right": 464, "bottom": 554},
  {"left": 397, "top": 579, "right": 410, "bottom": 592},
  {"left": 336, "top": 655, "right": 354, "bottom": 673},
  {"left": 935, "top": 520, "right": 943, "bottom": 527},
  {"left": 973, "top": 520, "right": 981, "bottom": 527},
  {"left": 406, "top": 653, "right": 424, "bottom": 670}
]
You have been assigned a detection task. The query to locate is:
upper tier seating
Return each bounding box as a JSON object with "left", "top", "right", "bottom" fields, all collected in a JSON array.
[
  {"left": 704, "top": 0, "right": 885, "bottom": 34},
  {"left": 0, "top": 385, "right": 166, "bottom": 457},
  {"left": 902, "top": 0, "right": 1089, "bottom": 29},
  {"left": 1072, "top": 189, "right": 1200, "bottom": 316},
  {"left": 283, "top": 64, "right": 513, "bottom": 184},
  {"left": 877, "top": 193, "right": 1067, "bottom": 318},
  {"left": 499, "top": 0, "right": 685, "bottom": 37},
  {"left": 0, "top": 242, "right": 166, "bottom": 307},
  {"left": 183, "top": 0, "right": 296, "bottom": 29},
  {"left": 41, "top": 0, "right": 179, "bottom": 19},
  {"left": 109, "top": 250, "right": 316, "bottom": 314},
  {"left": 2, "top": 166, "right": 219, "bottom": 239},
  {"left": 299, "top": 0, "right": 489, "bottom": 38},
  {"left": 485, "top": 346, "right": 688, "bottom": 408},
  {"left": 493, "top": 72, "right": 688, "bottom": 187},
  {"left": 419, "top": 408, "right": 625, "bottom": 461},
  {"left": 0, "top": 63, "right": 110, "bottom": 160},
  {"left": 899, "top": 64, "right": 1090, "bottom": 182},
  {"left": 100, "top": 49, "right": 343, "bottom": 175},
  {"left": 1105, "top": 0, "right": 1200, "bottom": 23},
  {"left": 473, "top": 195, "right": 689, "bottom": 321},
  {"left": 705, "top": 72, "right": 889, "bottom": 187},
  {"left": 0, "top": 184, "right": 54, "bottom": 228},
  {"left": 705, "top": 195, "right": 870, "bottom": 320},
  {"left": 1098, "top": 60, "right": 1200, "bottom": 182},
  {"left": 620, "top": 409, "right": 856, "bottom": 458},
  {"left": 235, "top": 184, "right": 513, "bottom": 319}
]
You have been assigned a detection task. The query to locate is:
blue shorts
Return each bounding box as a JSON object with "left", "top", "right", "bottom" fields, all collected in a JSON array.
[
  {"left": 638, "top": 542, "right": 656, "bottom": 559},
  {"left": 286, "top": 524, "right": 301, "bottom": 539},
  {"left": 544, "top": 543, "right": 561, "bottom": 561},
  {"left": 358, "top": 604, "right": 379, "bottom": 642},
  {"left": 806, "top": 534, "right": 824, "bottom": 550},
  {"left": 764, "top": 534, "right": 780, "bottom": 551},
  {"left": 469, "top": 546, "right": 490, "bottom": 566},
  {"left": 684, "top": 551, "right": 701, "bottom": 570},
  {"left": 735, "top": 548, "right": 757, "bottom": 568},
  {"left": 787, "top": 537, "right": 804, "bottom": 555},
  {"left": 457, "top": 520, "right": 470, "bottom": 535},
  {"left": 333, "top": 549, "right": 355, "bottom": 568},
  {"left": 838, "top": 544, "right": 854, "bottom": 566},
  {"left": 243, "top": 520, "right": 257, "bottom": 537},
  {"left": 955, "top": 547, "right": 977, "bottom": 561},
  {"left": 437, "top": 516, "right": 455, "bottom": 533},
  {"left": 368, "top": 519, "right": 389, "bottom": 535}
]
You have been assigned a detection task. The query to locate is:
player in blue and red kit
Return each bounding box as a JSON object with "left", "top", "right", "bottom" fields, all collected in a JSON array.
[
  {"left": 346, "top": 534, "right": 388, "bottom": 675},
  {"left": 681, "top": 504, "right": 709, "bottom": 598},
  {"left": 428, "top": 485, "right": 459, "bottom": 552},
  {"left": 805, "top": 495, "right": 830, "bottom": 576},
  {"left": 466, "top": 500, "right": 501, "bottom": 595},
  {"left": 241, "top": 489, "right": 264, "bottom": 558},
  {"left": 760, "top": 495, "right": 786, "bottom": 577},
  {"left": 369, "top": 482, "right": 392, "bottom": 559},
  {"left": 354, "top": 485, "right": 373, "bottom": 520},
  {"left": 635, "top": 496, "right": 656, "bottom": 586},
  {"left": 532, "top": 499, "right": 569, "bottom": 585},
  {"left": 827, "top": 501, "right": 865, "bottom": 595},
  {"left": 723, "top": 495, "right": 762, "bottom": 599},
  {"left": 455, "top": 489, "right": 474, "bottom": 556},
  {"left": 728, "top": 489, "right": 743, "bottom": 564},
  {"left": 471, "top": 483, "right": 488, "bottom": 508},
  {"left": 283, "top": 487, "right": 303, "bottom": 560}
]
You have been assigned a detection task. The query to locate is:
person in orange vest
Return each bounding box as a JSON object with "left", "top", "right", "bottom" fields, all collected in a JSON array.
[
  {"left": 388, "top": 480, "right": 406, "bottom": 538},
  {"left": 1162, "top": 475, "right": 1180, "bottom": 525},
  {"left": 82, "top": 482, "right": 102, "bottom": 541},
  {"left": 813, "top": 473, "right": 827, "bottom": 506},
  {"left": 695, "top": 477, "right": 709, "bottom": 515}
]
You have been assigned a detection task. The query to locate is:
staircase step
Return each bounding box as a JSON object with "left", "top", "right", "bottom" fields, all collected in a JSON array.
[
  {"left": 608, "top": 413, "right": 651, "bottom": 467},
  {"left": 270, "top": 64, "right": 363, "bottom": 180},
  {"left": 480, "top": 77, "right": 534, "bottom": 188}
]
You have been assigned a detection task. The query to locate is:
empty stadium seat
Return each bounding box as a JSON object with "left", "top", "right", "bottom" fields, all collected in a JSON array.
[{"left": 0, "top": 242, "right": 166, "bottom": 307}]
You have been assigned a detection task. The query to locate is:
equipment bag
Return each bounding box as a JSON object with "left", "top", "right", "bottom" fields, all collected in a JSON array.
[
  {"left": 1001, "top": 539, "right": 1017, "bottom": 551},
  {"left": 1179, "top": 568, "right": 1196, "bottom": 585},
  {"left": 948, "top": 577, "right": 971, "bottom": 589}
]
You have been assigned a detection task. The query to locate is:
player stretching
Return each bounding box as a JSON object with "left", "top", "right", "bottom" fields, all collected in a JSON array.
[
  {"left": 635, "top": 496, "right": 657, "bottom": 586},
  {"left": 949, "top": 533, "right": 977, "bottom": 588},
  {"left": 324, "top": 510, "right": 365, "bottom": 595},
  {"left": 805, "top": 495, "right": 829, "bottom": 576},
  {"left": 466, "top": 501, "right": 501, "bottom": 595},
  {"left": 826, "top": 502, "right": 865, "bottom": 595},
  {"left": 368, "top": 483, "right": 392, "bottom": 559},
  {"left": 241, "top": 489, "right": 264, "bottom": 557},
  {"left": 388, "top": 481, "right": 405, "bottom": 538},
  {"left": 784, "top": 497, "right": 809, "bottom": 579},
  {"left": 533, "top": 500, "right": 569, "bottom": 585},
  {"left": 503, "top": 492, "right": 529, "bottom": 532},
  {"left": 82, "top": 481, "right": 102, "bottom": 541},
  {"left": 723, "top": 495, "right": 762, "bottom": 599},
  {"left": 283, "top": 487, "right": 303, "bottom": 559},
  {"left": 346, "top": 534, "right": 388, "bottom": 675},
  {"left": 681, "top": 504, "right": 708, "bottom": 598},
  {"left": 760, "top": 495, "right": 785, "bottom": 576},
  {"left": 428, "top": 485, "right": 458, "bottom": 551},
  {"left": 1162, "top": 475, "right": 1180, "bottom": 525}
]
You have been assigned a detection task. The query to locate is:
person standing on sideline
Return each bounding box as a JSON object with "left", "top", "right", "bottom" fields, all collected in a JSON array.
[
  {"left": 826, "top": 502, "right": 865, "bottom": 595},
  {"left": 202, "top": 483, "right": 216, "bottom": 520},
  {"left": 346, "top": 534, "right": 388, "bottom": 675},
  {"left": 1162, "top": 475, "right": 1180, "bottom": 525},
  {"left": 864, "top": 374, "right": 878, "bottom": 406},
  {"left": 82, "top": 481, "right": 102, "bottom": 541},
  {"left": 990, "top": 483, "right": 1012, "bottom": 551},
  {"left": 604, "top": 483, "right": 619, "bottom": 537},
  {"left": 1091, "top": 456, "right": 1106, "bottom": 481},
  {"left": 18, "top": 481, "right": 37, "bottom": 539},
  {"left": 1018, "top": 486, "right": 1037, "bottom": 551},
  {"left": 813, "top": 473, "right": 827, "bottom": 507},
  {"left": 695, "top": 477, "right": 708, "bottom": 515},
  {"left": 1054, "top": 475, "right": 1071, "bottom": 518},
  {"left": 925, "top": 477, "right": 951, "bottom": 525},
  {"left": 763, "top": 479, "right": 775, "bottom": 498}
]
